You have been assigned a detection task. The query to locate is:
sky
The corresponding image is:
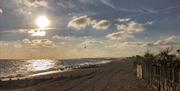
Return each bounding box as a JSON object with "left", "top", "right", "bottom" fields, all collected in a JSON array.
[{"left": 0, "top": 0, "right": 180, "bottom": 59}]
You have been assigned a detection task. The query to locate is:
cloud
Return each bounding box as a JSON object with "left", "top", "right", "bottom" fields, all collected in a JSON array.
[
  {"left": 0, "top": 8, "right": 3, "bottom": 14},
  {"left": 107, "top": 41, "right": 153, "bottom": 49},
  {"left": 144, "top": 21, "right": 154, "bottom": 25},
  {"left": 92, "top": 20, "right": 111, "bottom": 30},
  {"left": 52, "top": 35, "right": 77, "bottom": 41},
  {"left": 154, "top": 36, "right": 180, "bottom": 46},
  {"left": 22, "top": 38, "right": 54, "bottom": 47},
  {"left": 116, "top": 18, "right": 154, "bottom": 33},
  {"left": 118, "top": 21, "right": 144, "bottom": 32},
  {"left": 100, "top": 0, "right": 116, "bottom": 10},
  {"left": 114, "top": 35, "right": 180, "bottom": 47},
  {"left": 68, "top": 15, "right": 91, "bottom": 30},
  {"left": 31, "top": 0, "right": 48, "bottom": 8},
  {"left": 2, "top": 0, "right": 49, "bottom": 15},
  {"left": 31, "top": 30, "right": 46, "bottom": 37},
  {"left": 106, "top": 41, "right": 143, "bottom": 49},
  {"left": 106, "top": 18, "right": 153, "bottom": 40},
  {"left": 117, "top": 18, "right": 130, "bottom": 22},
  {"left": 123, "top": 42, "right": 142, "bottom": 46},
  {"left": 118, "top": 35, "right": 180, "bottom": 47},
  {"left": 52, "top": 35, "right": 103, "bottom": 48},
  {"left": 14, "top": 44, "right": 23, "bottom": 48},
  {"left": 106, "top": 31, "right": 134, "bottom": 40},
  {"left": 81, "top": 39, "right": 102, "bottom": 46},
  {"left": 115, "top": 19, "right": 147, "bottom": 33},
  {"left": 52, "top": 35, "right": 63, "bottom": 40},
  {"left": 106, "top": 19, "right": 146, "bottom": 40},
  {"left": 142, "top": 42, "right": 154, "bottom": 47},
  {"left": 19, "top": 29, "right": 47, "bottom": 37},
  {"left": 21, "top": 0, "right": 48, "bottom": 8},
  {"left": 31, "top": 39, "right": 53, "bottom": 47},
  {"left": 78, "top": 0, "right": 95, "bottom": 4},
  {"left": 68, "top": 15, "right": 110, "bottom": 30},
  {"left": 31, "top": 39, "right": 42, "bottom": 46},
  {"left": 116, "top": 35, "right": 180, "bottom": 47},
  {"left": 41, "top": 39, "right": 53, "bottom": 46},
  {"left": 178, "top": 15, "right": 180, "bottom": 19},
  {"left": 100, "top": 0, "right": 146, "bottom": 13},
  {"left": 0, "top": 41, "right": 9, "bottom": 47},
  {"left": 22, "top": 39, "right": 31, "bottom": 44}
]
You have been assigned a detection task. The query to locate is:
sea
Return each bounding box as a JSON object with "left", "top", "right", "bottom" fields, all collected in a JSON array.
[{"left": 0, "top": 58, "right": 111, "bottom": 80}]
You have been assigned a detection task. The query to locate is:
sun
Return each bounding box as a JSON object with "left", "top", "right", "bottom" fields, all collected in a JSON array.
[{"left": 35, "top": 16, "right": 50, "bottom": 28}]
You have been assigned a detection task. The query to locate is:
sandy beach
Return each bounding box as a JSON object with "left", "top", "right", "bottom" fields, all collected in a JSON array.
[{"left": 0, "top": 60, "right": 167, "bottom": 91}]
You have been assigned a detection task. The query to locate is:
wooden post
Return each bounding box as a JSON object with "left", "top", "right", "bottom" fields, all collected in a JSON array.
[{"left": 172, "top": 67, "right": 176, "bottom": 91}]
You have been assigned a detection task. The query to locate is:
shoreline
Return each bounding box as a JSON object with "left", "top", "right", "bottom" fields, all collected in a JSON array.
[
  {"left": 0, "top": 62, "right": 103, "bottom": 82},
  {"left": 0, "top": 61, "right": 104, "bottom": 90},
  {"left": 0, "top": 60, "right": 173, "bottom": 91},
  {"left": 0, "top": 59, "right": 111, "bottom": 82}
]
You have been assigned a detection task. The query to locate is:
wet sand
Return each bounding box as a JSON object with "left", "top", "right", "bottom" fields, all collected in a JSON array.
[{"left": 1, "top": 60, "right": 156, "bottom": 91}]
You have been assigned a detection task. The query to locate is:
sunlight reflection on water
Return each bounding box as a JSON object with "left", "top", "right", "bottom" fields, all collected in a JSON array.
[
  {"left": 27, "top": 59, "right": 55, "bottom": 71},
  {"left": 0, "top": 59, "right": 111, "bottom": 79}
]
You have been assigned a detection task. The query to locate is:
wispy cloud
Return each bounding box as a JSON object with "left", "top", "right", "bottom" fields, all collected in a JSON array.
[
  {"left": 68, "top": 15, "right": 91, "bottom": 30},
  {"left": 14, "top": 44, "right": 23, "bottom": 48},
  {"left": 128, "top": 5, "right": 180, "bottom": 18},
  {"left": 31, "top": 0, "right": 48, "bottom": 8},
  {"left": 107, "top": 18, "right": 152, "bottom": 40},
  {"left": 22, "top": 38, "right": 54, "bottom": 47},
  {"left": 0, "top": 41, "right": 9, "bottom": 47},
  {"left": 22, "top": 39, "right": 31, "bottom": 44},
  {"left": 116, "top": 21, "right": 145, "bottom": 32},
  {"left": 100, "top": 0, "right": 145, "bottom": 13},
  {"left": 91, "top": 20, "right": 111, "bottom": 30},
  {"left": 100, "top": 0, "right": 116, "bottom": 10},
  {"left": 0, "top": 8, "right": 3, "bottom": 14},
  {"left": 111, "top": 35, "right": 180, "bottom": 48},
  {"left": 106, "top": 31, "right": 134, "bottom": 40},
  {"left": 68, "top": 15, "right": 111, "bottom": 30},
  {"left": 1, "top": 0, "right": 49, "bottom": 15},
  {"left": 31, "top": 39, "right": 54, "bottom": 47},
  {"left": 117, "top": 18, "right": 130, "bottom": 22},
  {"left": 80, "top": 38, "right": 102, "bottom": 47},
  {"left": 154, "top": 36, "right": 180, "bottom": 46}
]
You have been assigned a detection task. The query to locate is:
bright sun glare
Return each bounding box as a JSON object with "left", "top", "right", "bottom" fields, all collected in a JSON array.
[
  {"left": 27, "top": 59, "right": 54, "bottom": 71},
  {"left": 35, "top": 16, "right": 50, "bottom": 28}
]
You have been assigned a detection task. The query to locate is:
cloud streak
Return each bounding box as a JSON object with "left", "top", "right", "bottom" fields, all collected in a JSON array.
[
  {"left": 22, "top": 38, "right": 54, "bottom": 47},
  {"left": 106, "top": 31, "right": 134, "bottom": 40},
  {"left": 112, "top": 35, "right": 180, "bottom": 48}
]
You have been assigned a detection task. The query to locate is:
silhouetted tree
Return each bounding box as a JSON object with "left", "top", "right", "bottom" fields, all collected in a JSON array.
[
  {"left": 144, "top": 50, "right": 154, "bottom": 61},
  {"left": 155, "top": 47, "right": 173, "bottom": 62}
]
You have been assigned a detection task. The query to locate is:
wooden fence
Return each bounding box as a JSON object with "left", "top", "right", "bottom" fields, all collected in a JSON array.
[{"left": 134, "top": 58, "right": 180, "bottom": 91}]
